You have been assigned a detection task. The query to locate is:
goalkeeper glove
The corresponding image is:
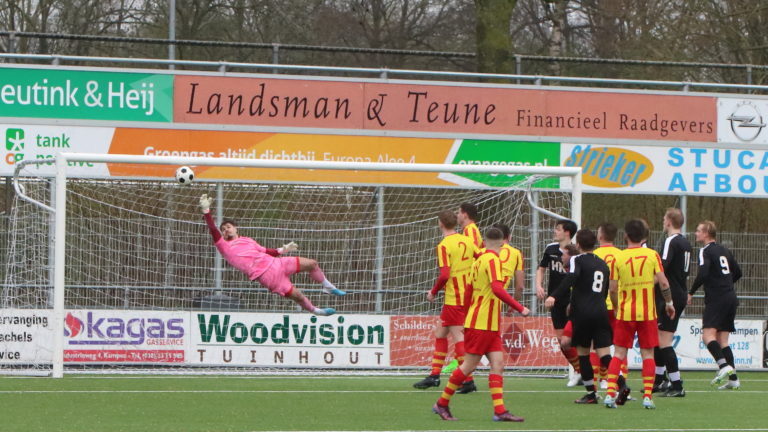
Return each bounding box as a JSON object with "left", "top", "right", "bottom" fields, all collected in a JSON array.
[
  {"left": 278, "top": 241, "right": 298, "bottom": 254},
  {"left": 199, "top": 194, "right": 212, "bottom": 213}
]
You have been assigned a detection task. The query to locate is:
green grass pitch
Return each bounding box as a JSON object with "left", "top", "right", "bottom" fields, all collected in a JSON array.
[{"left": 1, "top": 371, "right": 766, "bottom": 431}]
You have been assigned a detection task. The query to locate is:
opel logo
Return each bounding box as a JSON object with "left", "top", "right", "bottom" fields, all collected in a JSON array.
[{"left": 727, "top": 101, "right": 765, "bottom": 142}]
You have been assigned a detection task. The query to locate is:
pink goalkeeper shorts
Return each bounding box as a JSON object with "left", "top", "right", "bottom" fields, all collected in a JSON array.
[{"left": 256, "top": 257, "right": 300, "bottom": 297}]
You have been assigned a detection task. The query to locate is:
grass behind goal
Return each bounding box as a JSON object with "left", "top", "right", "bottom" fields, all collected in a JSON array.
[{"left": 1, "top": 371, "right": 766, "bottom": 431}]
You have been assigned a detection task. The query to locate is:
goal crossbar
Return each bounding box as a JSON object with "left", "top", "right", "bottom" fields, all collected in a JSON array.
[{"left": 13, "top": 152, "right": 582, "bottom": 378}]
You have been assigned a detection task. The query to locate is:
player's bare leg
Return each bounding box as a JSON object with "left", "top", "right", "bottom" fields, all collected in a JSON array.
[
  {"left": 298, "top": 257, "right": 345, "bottom": 296},
  {"left": 286, "top": 287, "right": 335, "bottom": 316}
]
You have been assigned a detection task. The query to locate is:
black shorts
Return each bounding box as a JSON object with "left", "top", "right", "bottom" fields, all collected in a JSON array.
[
  {"left": 702, "top": 294, "right": 738, "bottom": 332},
  {"left": 550, "top": 301, "right": 569, "bottom": 330},
  {"left": 571, "top": 314, "right": 613, "bottom": 349},
  {"left": 656, "top": 295, "right": 686, "bottom": 333}
]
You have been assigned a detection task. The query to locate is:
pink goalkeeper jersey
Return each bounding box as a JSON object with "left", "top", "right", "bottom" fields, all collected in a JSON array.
[{"left": 214, "top": 236, "right": 275, "bottom": 280}]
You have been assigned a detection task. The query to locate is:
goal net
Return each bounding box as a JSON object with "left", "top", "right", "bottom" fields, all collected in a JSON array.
[{"left": 2, "top": 154, "right": 580, "bottom": 376}]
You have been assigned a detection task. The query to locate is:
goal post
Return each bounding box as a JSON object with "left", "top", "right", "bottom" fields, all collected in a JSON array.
[{"left": 5, "top": 152, "right": 581, "bottom": 377}]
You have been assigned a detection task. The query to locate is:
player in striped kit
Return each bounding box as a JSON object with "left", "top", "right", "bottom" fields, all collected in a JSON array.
[
  {"left": 414, "top": 210, "right": 477, "bottom": 390},
  {"left": 432, "top": 227, "right": 530, "bottom": 422},
  {"left": 604, "top": 219, "right": 675, "bottom": 410}
]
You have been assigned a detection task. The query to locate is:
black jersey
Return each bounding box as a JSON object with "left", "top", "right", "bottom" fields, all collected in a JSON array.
[
  {"left": 551, "top": 253, "right": 610, "bottom": 319},
  {"left": 539, "top": 242, "right": 566, "bottom": 295},
  {"left": 690, "top": 242, "right": 742, "bottom": 300},
  {"left": 657, "top": 233, "right": 692, "bottom": 298}
]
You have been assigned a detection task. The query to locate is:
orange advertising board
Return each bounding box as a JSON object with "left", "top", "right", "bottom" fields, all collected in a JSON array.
[
  {"left": 390, "top": 315, "right": 566, "bottom": 368},
  {"left": 175, "top": 75, "right": 717, "bottom": 142},
  {"left": 106, "top": 128, "right": 456, "bottom": 185}
]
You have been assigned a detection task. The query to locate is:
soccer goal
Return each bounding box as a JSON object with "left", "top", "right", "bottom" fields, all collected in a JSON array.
[{"left": 2, "top": 153, "right": 581, "bottom": 377}]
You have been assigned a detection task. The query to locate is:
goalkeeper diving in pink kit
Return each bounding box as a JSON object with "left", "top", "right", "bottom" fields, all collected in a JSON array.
[{"left": 199, "top": 194, "right": 345, "bottom": 316}]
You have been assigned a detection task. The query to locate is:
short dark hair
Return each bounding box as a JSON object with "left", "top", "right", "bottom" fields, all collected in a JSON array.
[
  {"left": 220, "top": 219, "right": 238, "bottom": 230},
  {"left": 459, "top": 202, "right": 479, "bottom": 222},
  {"left": 438, "top": 210, "right": 457, "bottom": 230},
  {"left": 597, "top": 222, "right": 617, "bottom": 242},
  {"left": 491, "top": 222, "right": 510, "bottom": 240},
  {"left": 665, "top": 208, "right": 684, "bottom": 229},
  {"left": 485, "top": 227, "right": 504, "bottom": 241},
  {"left": 557, "top": 219, "right": 578, "bottom": 239},
  {"left": 624, "top": 219, "right": 646, "bottom": 243},
  {"left": 575, "top": 229, "right": 597, "bottom": 251},
  {"left": 563, "top": 243, "right": 579, "bottom": 257}
]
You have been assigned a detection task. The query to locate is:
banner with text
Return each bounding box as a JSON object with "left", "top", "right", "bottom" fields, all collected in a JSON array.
[
  {"left": 390, "top": 315, "right": 565, "bottom": 368},
  {"left": 174, "top": 75, "right": 717, "bottom": 142},
  {"left": 627, "top": 318, "right": 764, "bottom": 369},
  {"left": 0, "top": 67, "right": 173, "bottom": 122},
  {"left": 189, "top": 312, "right": 390, "bottom": 367}
]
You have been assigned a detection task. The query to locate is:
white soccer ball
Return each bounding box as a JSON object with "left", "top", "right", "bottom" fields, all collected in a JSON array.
[{"left": 175, "top": 166, "right": 195, "bottom": 184}]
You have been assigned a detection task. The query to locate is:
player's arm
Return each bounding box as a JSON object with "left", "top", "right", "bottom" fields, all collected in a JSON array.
[
  {"left": 689, "top": 248, "right": 711, "bottom": 297},
  {"left": 514, "top": 270, "right": 525, "bottom": 300},
  {"left": 535, "top": 265, "right": 546, "bottom": 299},
  {"left": 655, "top": 258, "right": 675, "bottom": 319},
  {"left": 609, "top": 279, "right": 618, "bottom": 312},
  {"left": 429, "top": 266, "right": 451, "bottom": 297},
  {"left": 545, "top": 273, "right": 576, "bottom": 308},
  {"left": 199, "top": 195, "right": 222, "bottom": 243},
  {"left": 492, "top": 280, "right": 528, "bottom": 315},
  {"left": 730, "top": 254, "right": 743, "bottom": 284}
]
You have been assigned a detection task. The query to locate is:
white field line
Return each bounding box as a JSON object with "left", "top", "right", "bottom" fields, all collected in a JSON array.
[{"left": 2, "top": 389, "right": 767, "bottom": 394}]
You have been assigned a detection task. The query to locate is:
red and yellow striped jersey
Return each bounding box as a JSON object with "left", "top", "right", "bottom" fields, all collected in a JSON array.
[
  {"left": 465, "top": 250, "right": 505, "bottom": 331},
  {"left": 499, "top": 243, "right": 523, "bottom": 290},
  {"left": 594, "top": 244, "right": 621, "bottom": 311},
  {"left": 463, "top": 222, "right": 483, "bottom": 248},
  {"left": 436, "top": 233, "right": 477, "bottom": 306},
  {"left": 612, "top": 246, "right": 664, "bottom": 321}
]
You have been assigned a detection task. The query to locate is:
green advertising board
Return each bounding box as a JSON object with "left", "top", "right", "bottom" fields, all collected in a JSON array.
[
  {"left": 448, "top": 140, "right": 562, "bottom": 188},
  {"left": 0, "top": 67, "right": 172, "bottom": 122}
]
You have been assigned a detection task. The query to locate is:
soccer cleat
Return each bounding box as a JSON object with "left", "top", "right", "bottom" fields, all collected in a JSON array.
[
  {"left": 566, "top": 373, "right": 583, "bottom": 387},
  {"left": 642, "top": 397, "right": 656, "bottom": 410},
  {"left": 574, "top": 392, "right": 598, "bottom": 404},
  {"left": 413, "top": 375, "right": 440, "bottom": 389},
  {"left": 718, "top": 379, "right": 741, "bottom": 390},
  {"left": 652, "top": 380, "right": 671, "bottom": 393},
  {"left": 603, "top": 395, "right": 617, "bottom": 409},
  {"left": 663, "top": 388, "right": 686, "bottom": 397},
  {"left": 432, "top": 403, "right": 457, "bottom": 421},
  {"left": 441, "top": 359, "right": 459, "bottom": 374},
  {"left": 616, "top": 385, "right": 631, "bottom": 406},
  {"left": 314, "top": 307, "right": 336, "bottom": 316},
  {"left": 456, "top": 380, "right": 477, "bottom": 394},
  {"left": 711, "top": 365, "right": 735, "bottom": 387},
  {"left": 323, "top": 287, "right": 346, "bottom": 296},
  {"left": 492, "top": 411, "right": 524, "bottom": 422}
]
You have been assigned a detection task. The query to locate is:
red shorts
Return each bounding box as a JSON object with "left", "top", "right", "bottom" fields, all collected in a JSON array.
[
  {"left": 562, "top": 320, "right": 573, "bottom": 338},
  {"left": 613, "top": 319, "right": 658, "bottom": 349},
  {"left": 464, "top": 328, "right": 503, "bottom": 355},
  {"left": 256, "top": 257, "right": 300, "bottom": 297},
  {"left": 440, "top": 305, "right": 467, "bottom": 327}
]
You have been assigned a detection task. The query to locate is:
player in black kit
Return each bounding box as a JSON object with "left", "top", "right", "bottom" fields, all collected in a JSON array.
[
  {"left": 653, "top": 208, "right": 692, "bottom": 397},
  {"left": 545, "top": 229, "right": 612, "bottom": 404},
  {"left": 536, "top": 219, "right": 579, "bottom": 385},
  {"left": 689, "top": 220, "right": 742, "bottom": 390}
]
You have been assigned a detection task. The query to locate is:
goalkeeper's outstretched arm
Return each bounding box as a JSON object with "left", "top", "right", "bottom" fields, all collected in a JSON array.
[{"left": 199, "top": 194, "right": 221, "bottom": 243}]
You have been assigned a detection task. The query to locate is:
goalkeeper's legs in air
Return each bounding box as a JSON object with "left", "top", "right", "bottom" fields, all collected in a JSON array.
[
  {"left": 298, "top": 257, "right": 346, "bottom": 296},
  {"left": 285, "top": 287, "right": 335, "bottom": 316}
]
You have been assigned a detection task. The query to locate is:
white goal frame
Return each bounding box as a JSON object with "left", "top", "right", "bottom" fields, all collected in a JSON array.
[{"left": 12, "top": 152, "right": 582, "bottom": 378}]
